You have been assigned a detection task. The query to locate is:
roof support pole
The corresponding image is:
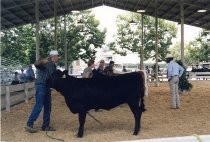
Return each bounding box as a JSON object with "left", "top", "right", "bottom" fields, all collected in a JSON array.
[
  {"left": 35, "top": 0, "right": 40, "bottom": 60},
  {"left": 140, "top": 14, "right": 144, "bottom": 70},
  {"left": 180, "top": 0, "right": 184, "bottom": 63},
  {"left": 54, "top": 0, "right": 58, "bottom": 50},
  {"left": 155, "top": 0, "right": 159, "bottom": 87},
  {"left": 64, "top": 15, "right": 68, "bottom": 70}
]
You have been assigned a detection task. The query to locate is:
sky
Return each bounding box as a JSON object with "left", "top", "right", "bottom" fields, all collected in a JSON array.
[{"left": 91, "top": 6, "right": 202, "bottom": 64}]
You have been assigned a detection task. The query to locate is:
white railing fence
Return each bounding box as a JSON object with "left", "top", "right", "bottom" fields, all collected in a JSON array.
[
  {"left": 1, "top": 82, "right": 35, "bottom": 111},
  {"left": 189, "top": 72, "right": 210, "bottom": 80}
]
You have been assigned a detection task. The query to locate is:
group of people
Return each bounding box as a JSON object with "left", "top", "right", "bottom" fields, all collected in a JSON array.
[
  {"left": 82, "top": 59, "right": 116, "bottom": 78},
  {"left": 11, "top": 65, "right": 35, "bottom": 85},
  {"left": 25, "top": 49, "right": 184, "bottom": 134}
]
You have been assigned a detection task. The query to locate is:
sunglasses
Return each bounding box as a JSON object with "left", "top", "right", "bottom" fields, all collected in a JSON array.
[{"left": 100, "top": 61, "right": 104, "bottom": 63}]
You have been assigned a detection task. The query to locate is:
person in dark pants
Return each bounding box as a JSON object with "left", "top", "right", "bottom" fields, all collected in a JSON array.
[{"left": 25, "top": 50, "right": 60, "bottom": 133}]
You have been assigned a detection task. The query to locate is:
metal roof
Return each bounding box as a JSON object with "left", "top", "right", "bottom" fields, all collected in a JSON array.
[{"left": 1, "top": 0, "right": 210, "bottom": 30}]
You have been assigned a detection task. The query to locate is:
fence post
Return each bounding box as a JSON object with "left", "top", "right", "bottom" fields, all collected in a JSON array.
[
  {"left": 24, "top": 83, "right": 29, "bottom": 103},
  {"left": 5, "top": 86, "right": 10, "bottom": 111}
]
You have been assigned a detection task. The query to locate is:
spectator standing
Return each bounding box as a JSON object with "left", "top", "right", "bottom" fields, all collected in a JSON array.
[
  {"left": 122, "top": 66, "right": 127, "bottom": 72},
  {"left": 104, "top": 61, "right": 115, "bottom": 76},
  {"left": 165, "top": 54, "right": 184, "bottom": 109},
  {"left": 19, "top": 69, "right": 26, "bottom": 83},
  {"left": 25, "top": 65, "right": 35, "bottom": 82},
  {"left": 96, "top": 59, "right": 105, "bottom": 74},
  {"left": 82, "top": 60, "right": 95, "bottom": 78},
  {"left": 145, "top": 66, "right": 150, "bottom": 74},
  {"left": 25, "top": 50, "right": 60, "bottom": 133}
]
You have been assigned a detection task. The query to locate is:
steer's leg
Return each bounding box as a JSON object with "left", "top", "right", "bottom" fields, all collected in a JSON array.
[
  {"left": 77, "top": 111, "right": 86, "bottom": 138},
  {"left": 128, "top": 101, "right": 141, "bottom": 135}
]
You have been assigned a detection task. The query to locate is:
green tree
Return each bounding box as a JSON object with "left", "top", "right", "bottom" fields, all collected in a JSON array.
[
  {"left": 1, "top": 10, "right": 106, "bottom": 67},
  {"left": 59, "top": 11, "right": 106, "bottom": 65},
  {"left": 108, "top": 12, "right": 177, "bottom": 61},
  {"left": 169, "top": 42, "right": 193, "bottom": 64},
  {"left": 188, "top": 30, "right": 210, "bottom": 64},
  {"left": 1, "top": 25, "right": 35, "bottom": 66}
]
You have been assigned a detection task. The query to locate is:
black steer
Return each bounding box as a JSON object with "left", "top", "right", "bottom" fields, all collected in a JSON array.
[{"left": 50, "top": 70, "right": 145, "bottom": 138}]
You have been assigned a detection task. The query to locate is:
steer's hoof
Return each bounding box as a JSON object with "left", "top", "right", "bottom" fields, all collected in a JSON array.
[
  {"left": 77, "top": 133, "right": 83, "bottom": 138},
  {"left": 133, "top": 131, "right": 139, "bottom": 135}
]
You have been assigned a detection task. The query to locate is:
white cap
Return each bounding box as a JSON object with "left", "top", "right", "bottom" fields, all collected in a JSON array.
[
  {"left": 49, "top": 50, "right": 59, "bottom": 56},
  {"left": 165, "top": 54, "right": 173, "bottom": 58}
]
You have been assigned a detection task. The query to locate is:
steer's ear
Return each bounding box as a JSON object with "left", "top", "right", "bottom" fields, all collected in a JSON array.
[
  {"left": 53, "top": 69, "right": 64, "bottom": 78},
  {"left": 63, "top": 70, "right": 69, "bottom": 75}
]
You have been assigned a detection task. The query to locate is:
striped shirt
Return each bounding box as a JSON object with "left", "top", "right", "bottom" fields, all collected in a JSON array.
[
  {"left": 35, "top": 60, "right": 56, "bottom": 85},
  {"left": 167, "top": 60, "right": 184, "bottom": 80}
]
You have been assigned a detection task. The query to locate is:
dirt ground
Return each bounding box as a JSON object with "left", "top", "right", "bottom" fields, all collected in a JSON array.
[{"left": 1, "top": 80, "right": 210, "bottom": 142}]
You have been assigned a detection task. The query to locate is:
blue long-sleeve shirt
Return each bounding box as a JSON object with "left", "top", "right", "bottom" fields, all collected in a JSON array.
[{"left": 167, "top": 60, "right": 184, "bottom": 80}]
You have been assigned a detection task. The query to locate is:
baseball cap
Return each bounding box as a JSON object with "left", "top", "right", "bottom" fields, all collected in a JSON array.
[{"left": 49, "top": 50, "right": 59, "bottom": 56}]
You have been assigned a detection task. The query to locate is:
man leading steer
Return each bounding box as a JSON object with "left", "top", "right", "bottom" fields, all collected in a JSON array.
[{"left": 25, "top": 50, "right": 60, "bottom": 133}]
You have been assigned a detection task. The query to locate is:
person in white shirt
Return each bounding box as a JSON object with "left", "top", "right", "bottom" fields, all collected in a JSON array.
[
  {"left": 19, "top": 69, "right": 26, "bottom": 83},
  {"left": 82, "top": 60, "right": 95, "bottom": 78}
]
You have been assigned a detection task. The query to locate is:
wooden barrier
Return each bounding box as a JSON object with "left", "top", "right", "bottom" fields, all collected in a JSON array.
[
  {"left": 147, "top": 74, "right": 167, "bottom": 82},
  {"left": 1, "top": 82, "right": 35, "bottom": 111}
]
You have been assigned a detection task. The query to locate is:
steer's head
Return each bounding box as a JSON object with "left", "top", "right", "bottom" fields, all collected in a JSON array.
[{"left": 47, "top": 69, "right": 64, "bottom": 88}]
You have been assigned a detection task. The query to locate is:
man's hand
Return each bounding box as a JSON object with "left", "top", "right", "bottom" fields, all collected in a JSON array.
[
  {"left": 34, "top": 58, "right": 48, "bottom": 69},
  {"left": 41, "top": 58, "right": 48, "bottom": 64}
]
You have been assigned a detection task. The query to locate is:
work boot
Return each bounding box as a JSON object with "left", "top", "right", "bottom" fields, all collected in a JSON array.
[{"left": 25, "top": 126, "right": 38, "bottom": 133}]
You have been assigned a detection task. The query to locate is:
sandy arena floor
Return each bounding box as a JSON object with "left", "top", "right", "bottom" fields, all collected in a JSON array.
[{"left": 1, "top": 80, "right": 210, "bottom": 142}]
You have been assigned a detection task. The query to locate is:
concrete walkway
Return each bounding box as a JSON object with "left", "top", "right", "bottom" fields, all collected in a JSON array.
[{"left": 117, "top": 135, "right": 210, "bottom": 142}]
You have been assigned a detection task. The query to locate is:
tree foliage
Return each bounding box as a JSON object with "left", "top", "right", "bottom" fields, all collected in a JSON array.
[
  {"left": 187, "top": 31, "right": 210, "bottom": 64},
  {"left": 1, "top": 10, "right": 106, "bottom": 67},
  {"left": 1, "top": 25, "right": 35, "bottom": 66},
  {"left": 108, "top": 12, "right": 177, "bottom": 61}
]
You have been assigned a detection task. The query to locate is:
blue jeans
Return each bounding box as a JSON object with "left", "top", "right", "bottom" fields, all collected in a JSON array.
[{"left": 27, "top": 84, "right": 51, "bottom": 129}]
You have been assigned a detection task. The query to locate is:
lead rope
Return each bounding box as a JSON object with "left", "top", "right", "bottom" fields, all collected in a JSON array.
[
  {"left": 46, "top": 131, "right": 64, "bottom": 142},
  {"left": 46, "top": 65, "right": 64, "bottom": 141},
  {"left": 87, "top": 112, "right": 103, "bottom": 125}
]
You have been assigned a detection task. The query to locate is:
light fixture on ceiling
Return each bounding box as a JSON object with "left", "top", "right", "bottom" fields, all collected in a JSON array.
[
  {"left": 71, "top": 10, "right": 80, "bottom": 14},
  {"left": 129, "top": 12, "right": 137, "bottom": 26},
  {"left": 197, "top": 9, "right": 207, "bottom": 13},
  {"left": 129, "top": 19, "right": 137, "bottom": 25},
  {"left": 194, "top": 22, "right": 200, "bottom": 25},
  {"left": 137, "top": 9, "right": 146, "bottom": 13}
]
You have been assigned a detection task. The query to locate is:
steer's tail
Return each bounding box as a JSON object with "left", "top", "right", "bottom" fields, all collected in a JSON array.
[
  {"left": 140, "top": 95, "right": 146, "bottom": 112},
  {"left": 139, "top": 71, "right": 146, "bottom": 112}
]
